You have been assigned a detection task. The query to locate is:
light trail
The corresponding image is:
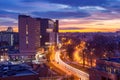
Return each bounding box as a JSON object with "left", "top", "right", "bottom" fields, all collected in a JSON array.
[{"left": 55, "top": 50, "right": 89, "bottom": 80}]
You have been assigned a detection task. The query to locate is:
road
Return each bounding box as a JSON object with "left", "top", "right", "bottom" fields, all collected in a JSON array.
[
  {"left": 49, "top": 48, "right": 72, "bottom": 76},
  {"left": 55, "top": 50, "right": 89, "bottom": 80}
]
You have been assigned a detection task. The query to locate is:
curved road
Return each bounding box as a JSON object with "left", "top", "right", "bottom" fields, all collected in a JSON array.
[{"left": 55, "top": 50, "right": 89, "bottom": 80}]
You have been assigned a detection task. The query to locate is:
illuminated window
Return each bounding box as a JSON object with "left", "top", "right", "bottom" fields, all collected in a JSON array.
[
  {"left": 26, "top": 36, "right": 28, "bottom": 44},
  {"left": 26, "top": 24, "right": 28, "bottom": 35},
  {"left": 45, "top": 42, "right": 52, "bottom": 45},
  {"left": 49, "top": 20, "right": 54, "bottom": 25},
  {"left": 46, "top": 28, "right": 53, "bottom": 32},
  {"left": 40, "top": 35, "right": 42, "bottom": 38}
]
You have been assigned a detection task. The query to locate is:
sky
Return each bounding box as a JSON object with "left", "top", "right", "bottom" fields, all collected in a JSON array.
[{"left": 0, "top": 0, "right": 120, "bottom": 32}]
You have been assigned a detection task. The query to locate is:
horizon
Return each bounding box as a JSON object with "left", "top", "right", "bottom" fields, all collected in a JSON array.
[{"left": 0, "top": 26, "right": 119, "bottom": 33}]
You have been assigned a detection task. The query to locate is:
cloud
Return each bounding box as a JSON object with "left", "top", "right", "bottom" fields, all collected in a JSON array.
[
  {"left": 60, "top": 18, "right": 96, "bottom": 26},
  {"left": 22, "top": 2, "right": 71, "bottom": 12},
  {"left": 78, "top": 6, "right": 107, "bottom": 11},
  {"left": 0, "top": 17, "right": 17, "bottom": 26},
  {"left": 21, "top": 0, "right": 120, "bottom": 14},
  {"left": 0, "top": 10, "right": 18, "bottom": 18},
  {"left": 90, "top": 12, "right": 120, "bottom": 20},
  {"left": 0, "top": 9, "right": 18, "bottom": 26},
  {"left": 0, "top": 17, "right": 17, "bottom": 23},
  {"left": 60, "top": 27, "right": 85, "bottom": 30},
  {"left": 21, "top": 0, "right": 108, "bottom": 7},
  {"left": 21, "top": 0, "right": 45, "bottom": 3},
  {"left": 32, "top": 11, "right": 90, "bottom": 19},
  {"left": 0, "top": 0, "right": 32, "bottom": 14}
]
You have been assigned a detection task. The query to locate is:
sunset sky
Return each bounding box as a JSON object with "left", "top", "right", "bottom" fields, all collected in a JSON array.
[{"left": 0, "top": 0, "right": 120, "bottom": 32}]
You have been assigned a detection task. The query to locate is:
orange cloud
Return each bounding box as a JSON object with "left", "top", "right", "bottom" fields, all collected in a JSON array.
[{"left": 59, "top": 18, "right": 120, "bottom": 32}]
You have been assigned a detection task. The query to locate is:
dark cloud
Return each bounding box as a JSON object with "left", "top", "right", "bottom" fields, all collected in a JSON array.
[
  {"left": 21, "top": 0, "right": 120, "bottom": 13},
  {"left": 21, "top": 0, "right": 108, "bottom": 7},
  {"left": 21, "top": 0, "right": 45, "bottom": 3},
  {"left": 0, "top": 0, "right": 20, "bottom": 10},
  {"left": 0, "top": 10, "right": 18, "bottom": 19},
  {"left": 103, "top": 1, "right": 120, "bottom": 13},
  {"left": 49, "top": 0, "right": 108, "bottom": 7},
  {"left": 32, "top": 11, "right": 90, "bottom": 19}
]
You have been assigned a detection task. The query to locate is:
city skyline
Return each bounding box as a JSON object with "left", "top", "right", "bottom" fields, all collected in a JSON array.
[
  {"left": 0, "top": 0, "right": 120, "bottom": 79},
  {"left": 0, "top": 0, "right": 120, "bottom": 32}
]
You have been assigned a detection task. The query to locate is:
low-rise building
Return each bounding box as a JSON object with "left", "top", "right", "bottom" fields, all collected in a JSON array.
[
  {"left": 0, "top": 27, "right": 19, "bottom": 47},
  {"left": 89, "top": 58, "right": 120, "bottom": 80},
  {"left": 0, "top": 63, "right": 39, "bottom": 80}
]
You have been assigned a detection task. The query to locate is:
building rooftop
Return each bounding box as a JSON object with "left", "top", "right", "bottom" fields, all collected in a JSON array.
[
  {"left": 100, "top": 58, "right": 120, "bottom": 63},
  {"left": 0, "top": 63, "right": 37, "bottom": 78}
]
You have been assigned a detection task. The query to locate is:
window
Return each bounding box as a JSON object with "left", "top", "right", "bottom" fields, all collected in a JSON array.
[
  {"left": 40, "top": 35, "right": 42, "bottom": 38},
  {"left": 46, "top": 28, "right": 53, "bottom": 32},
  {"left": 26, "top": 24, "right": 28, "bottom": 35},
  {"left": 26, "top": 36, "right": 28, "bottom": 44}
]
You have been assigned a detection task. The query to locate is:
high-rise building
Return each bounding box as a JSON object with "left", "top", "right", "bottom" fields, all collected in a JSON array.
[
  {"left": 19, "top": 15, "right": 58, "bottom": 54},
  {"left": 19, "top": 15, "right": 40, "bottom": 55},
  {"left": 36, "top": 18, "right": 58, "bottom": 46}
]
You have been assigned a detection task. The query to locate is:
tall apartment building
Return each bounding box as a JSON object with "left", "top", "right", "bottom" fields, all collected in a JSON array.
[
  {"left": 19, "top": 15, "right": 40, "bottom": 54},
  {"left": 19, "top": 15, "right": 59, "bottom": 54}
]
